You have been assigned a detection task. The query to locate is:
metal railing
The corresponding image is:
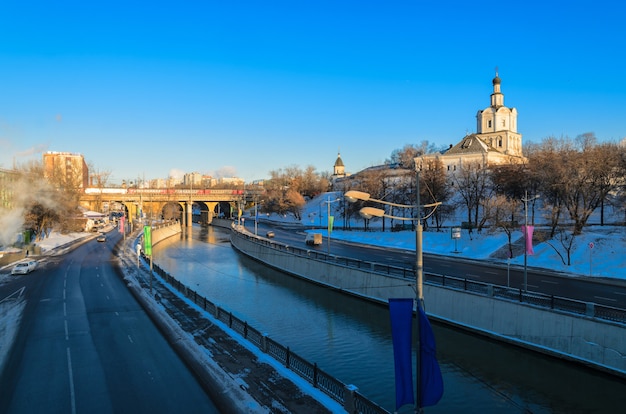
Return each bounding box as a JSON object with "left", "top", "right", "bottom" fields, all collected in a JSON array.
[
  {"left": 148, "top": 259, "right": 390, "bottom": 414},
  {"left": 234, "top": 229, "right": 626, "bottom": 326}
]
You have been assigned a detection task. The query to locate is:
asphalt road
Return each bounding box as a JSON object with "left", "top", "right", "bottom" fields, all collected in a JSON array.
[
  {"left": 0, "top": 232, "right": 219, "bottom": 414},
  {"left": 247, "top": 220, "right": 626, "bottom": 309}
]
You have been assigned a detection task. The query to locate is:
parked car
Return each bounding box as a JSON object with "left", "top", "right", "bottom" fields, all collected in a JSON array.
[
  {"left": 97, "top": 234, "right": 107, "bottom": 242},
  {"left": 266, "top": 231, "right": 275, "bottom": 238},
  {"left": 11, "top": 261, "right": 37, "bottom": 275}
]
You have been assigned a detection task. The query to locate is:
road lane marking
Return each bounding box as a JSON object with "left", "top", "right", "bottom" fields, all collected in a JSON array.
[
  {"left": 65, "top": 320, "right": 69, "bottom": 340},
  {"left": 66, "top": 348, "right": 76, "bottom": 414},
  {"left": 128, "top": 335, "right": 134, "bottom": 344},
  {"left": 541, "top": 280, "right": 559, "bottom": 285},
  {"left": 595, "top": 296, "right": 617, "bottom": 302},
  {"left": 614, "top": 292, "right": 626, "bottom": 296},
  {"left": 64, "top": 302, "right": 67, "bottom": 317}
]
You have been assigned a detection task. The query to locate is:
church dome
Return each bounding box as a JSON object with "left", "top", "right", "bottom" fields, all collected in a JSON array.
[
  {"left": 492, "top": 75, "right": 501, "bottom": 85},
  {"left": 334, "top": 154, "right": 344, "bottom": 167}
]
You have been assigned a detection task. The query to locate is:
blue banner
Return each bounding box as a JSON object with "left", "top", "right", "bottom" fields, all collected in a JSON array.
[
  {"left": 418, "top": 306, "right": 444, "bottom": 407},
  {"left": 389, "top": 298, "right": 414, "bottom": 410}
]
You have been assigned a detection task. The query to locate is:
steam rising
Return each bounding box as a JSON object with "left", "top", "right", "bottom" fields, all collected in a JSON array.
[
  {"left": 0, "top": 175, "right": 60, "bottom": 247},
  {"left": 16, "top": 143, "right": 50, "bottom": 158}
]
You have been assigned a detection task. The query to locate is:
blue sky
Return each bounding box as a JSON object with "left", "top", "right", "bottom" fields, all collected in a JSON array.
[{"left": 1, "top": 1, "right": 624, "bottom": 185}]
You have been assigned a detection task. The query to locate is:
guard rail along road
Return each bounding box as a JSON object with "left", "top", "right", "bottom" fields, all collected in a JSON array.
[{"left": 228, "top": 223, "right": 626, "bottom": 380}]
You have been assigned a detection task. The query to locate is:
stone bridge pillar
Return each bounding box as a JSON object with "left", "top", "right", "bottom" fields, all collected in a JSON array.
[{"left": 186, "top": 201, "right": 193, "bottom": 228}]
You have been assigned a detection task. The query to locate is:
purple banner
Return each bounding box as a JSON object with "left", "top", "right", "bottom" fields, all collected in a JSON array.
[{"left": 522, "top": 225, "right": 535, "bottom": 255}]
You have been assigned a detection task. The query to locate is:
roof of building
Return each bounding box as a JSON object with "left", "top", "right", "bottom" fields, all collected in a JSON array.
[
  {"left": 444, "top": 134, "right": 491, "bottom": 156},
  {"left": 334, "top": 153, "right": 344, "bottom": 167}
]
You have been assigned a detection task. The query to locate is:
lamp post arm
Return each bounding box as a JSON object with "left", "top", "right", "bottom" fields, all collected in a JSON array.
[{"left": 345, "top": 190, "right": 416, "bottom": 208}]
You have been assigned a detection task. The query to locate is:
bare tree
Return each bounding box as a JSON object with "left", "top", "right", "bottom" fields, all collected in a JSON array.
[
  {"left": 526, "top": 133, "right": 621, "bottom": 238},
  {"left": 558, "top": 134, "right": 618, "bottom": 235},
  {"left": 489, "top": 195, "right": 520, "bottom": 259},
  {"left": 585, "top": 141, "right": 623, "bottom": 226},
  {"left": 387, "top": 141, "right": 441, "bottom": 168},
  {"left": 24, "top": 202, "right": 61, "bottom": 241},
  {"left": 449, "top": 161, "right": 492, "bottom": 233},
  {"left": 421, "top": 158, "right": 451, "bottom": 230},
  {"left": 544, "top": 226, "right": 577, "bottom": 266},
  {"left": 261, "top": 165, "right": 319, "bottom": 219},
  {"left": 88, "top": 164, "right": 112, "bottom": 212},
  {"left": 526, "top": 138, "right": 569, "bottom": 236}
]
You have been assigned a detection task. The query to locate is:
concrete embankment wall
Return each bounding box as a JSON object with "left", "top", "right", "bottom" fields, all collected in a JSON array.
[
  {"left": 210, "top": 218, "right": 234, "bottom": 230},
  {"left": 230, "top": 228, "right": 626, "bottom": 378},
  {"left": 150, "top": 222, "right": 182, "bottom": 246}
]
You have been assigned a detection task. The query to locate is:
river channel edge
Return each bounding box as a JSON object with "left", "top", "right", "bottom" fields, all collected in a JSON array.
[{"left": 113, "top": 227, "right": 344, "bottom": 414}]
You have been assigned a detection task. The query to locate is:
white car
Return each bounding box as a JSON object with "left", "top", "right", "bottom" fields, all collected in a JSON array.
[{"left": 11, "top": 260, "right": 38, "bottom": 275}]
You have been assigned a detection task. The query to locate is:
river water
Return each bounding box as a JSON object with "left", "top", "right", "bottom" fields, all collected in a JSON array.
[{"left": 152, "top": 225, "right": 626, "bottom": 413}]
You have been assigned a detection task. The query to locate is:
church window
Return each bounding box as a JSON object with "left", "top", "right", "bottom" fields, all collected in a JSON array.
[{"left": 488, "top": 120, "right": 492, "bottom": 128}]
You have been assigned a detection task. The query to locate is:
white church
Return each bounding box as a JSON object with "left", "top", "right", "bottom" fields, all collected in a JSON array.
[{"left": 416, "top": 72, "right": 526, "bottom": 172}]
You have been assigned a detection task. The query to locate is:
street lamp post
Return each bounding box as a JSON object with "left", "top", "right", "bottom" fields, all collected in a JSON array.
[
  {"left": 345, "top": 170, "right": 440, "bottom": 412},
  {"left": 254, "top": 198, "right": 258, "bottom": 236},
  {"left": 521, "top": 191, "right": 539, "bottom": 292}
]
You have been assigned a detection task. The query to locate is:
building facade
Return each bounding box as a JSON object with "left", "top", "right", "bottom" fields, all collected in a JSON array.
[
  {"left": 43, "top": 151, "right": 89, "bottom": 189},
  {"left": 0, "top": 168, "right": 18, "bottom": 210}
]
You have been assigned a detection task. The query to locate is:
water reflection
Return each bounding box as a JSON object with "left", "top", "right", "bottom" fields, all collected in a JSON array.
[{"left": 152, "top": 226, "right": 626, "bottom": 413}]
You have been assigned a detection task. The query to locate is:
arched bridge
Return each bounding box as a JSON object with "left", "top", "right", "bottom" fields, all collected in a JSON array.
[{"left": 80, "top": 187, "right": 247, "bottom": 226}]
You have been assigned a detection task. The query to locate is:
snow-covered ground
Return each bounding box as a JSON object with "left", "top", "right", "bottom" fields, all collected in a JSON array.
[
  {"left": 262, "top": 192, "right": 626, "bottom": 281},
  {"left": 327, "top": 226, "right": 625, "bottom": 279}
]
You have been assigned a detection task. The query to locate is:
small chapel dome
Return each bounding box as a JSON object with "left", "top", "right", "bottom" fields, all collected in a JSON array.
[{"left": 334, "top": 154, "right": 344, "bottom": 167}]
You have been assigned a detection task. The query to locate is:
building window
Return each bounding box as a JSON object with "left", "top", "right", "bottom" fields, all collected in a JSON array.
[{"left": 488, "top": 120, "right": 492, "bottom": 128}]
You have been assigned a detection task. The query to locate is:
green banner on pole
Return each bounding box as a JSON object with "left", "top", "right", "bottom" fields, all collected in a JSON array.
[
  {"left": 328, "top": 216, "right": 334, "bottom": 235},
  {"left": 143, "top": 225, "right": 152, "bottom": 256}
]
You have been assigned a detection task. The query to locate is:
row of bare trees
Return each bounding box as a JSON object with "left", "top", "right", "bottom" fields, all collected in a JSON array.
[
  {"left": 341, "top": 133, "right": 625, "bottom": 265},
  {"left": 260, "top": 166, "right": 330, "bottom": 219}
]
